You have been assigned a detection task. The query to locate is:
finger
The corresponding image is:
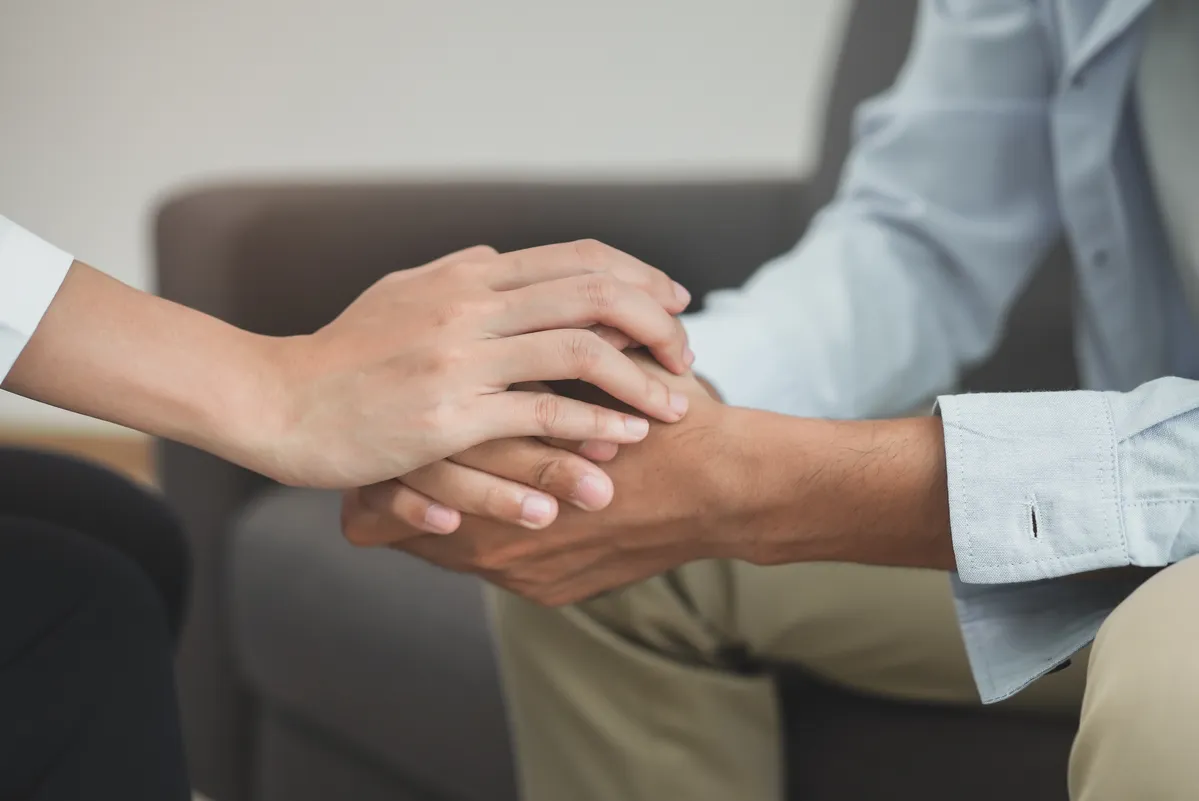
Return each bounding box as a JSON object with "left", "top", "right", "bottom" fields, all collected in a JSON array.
[
  {"left": 488, "top": 274, "right": 689, "bottom": 374},
  {"left": 452, "top": 438, "right": 614, "bottom": 511},
  {"left": 483, "top": 330, "right": 689, "bottom": 423},
  {"left": 472, "top": 390, "right": 653, "bottom": 444},
  {"left": 484, "top": 240, "right": 692, "bottom": 314},
  {"left": 540, "top": 437, "right": 620, "bottom": 462},
  {"left": 590, "top": 325, "right": 633, "bottom": 351},
  {"left": 518, "top": 383, "right": 625, "bottom": 455},
  {"left": 404, "top": 459, "right": 560, "bottom": 528},
  {"left": 354, "top": 480, "right": 462, "bottom": 539}
]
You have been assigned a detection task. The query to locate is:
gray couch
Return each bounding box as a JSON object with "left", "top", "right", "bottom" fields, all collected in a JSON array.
[{"left": 158, "top": 3, "right": 1082, "bottom": 800}]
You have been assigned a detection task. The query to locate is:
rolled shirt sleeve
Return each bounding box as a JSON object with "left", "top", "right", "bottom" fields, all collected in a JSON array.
[
  {"left": 939, "top": 377, "right": 1199, "bottom": 702},
  {"left": 0, "top": 216, "right": 74, "bottom": 382}
]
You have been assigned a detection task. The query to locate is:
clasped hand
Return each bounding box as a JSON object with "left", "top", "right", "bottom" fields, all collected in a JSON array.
[{"left": 342, "top": 354, "right": 732, "bottom": 606}]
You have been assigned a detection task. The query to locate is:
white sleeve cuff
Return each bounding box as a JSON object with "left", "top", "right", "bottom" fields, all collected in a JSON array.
[{"left": 0, "top": 217, "right": 75, "bottom": 382}]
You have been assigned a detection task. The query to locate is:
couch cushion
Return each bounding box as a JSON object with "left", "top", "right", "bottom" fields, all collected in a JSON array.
[{"left": 230, "top": 487, "right": 517, "bottom": 801}]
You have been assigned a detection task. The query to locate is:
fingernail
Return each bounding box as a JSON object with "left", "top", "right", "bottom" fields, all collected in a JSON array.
[
  {"left": 424, "top": 504, "right": 458, "bottom": 533},
  {"left": 573, "top": 474, "right": 612, "bottom": 510},
  {"left": 580, "top": 440, "right": 620, "bottom": 461},
  {"left": 521, "top": 495, "right": 556, "bottom": 526},
  {"left": 673, "top": 281, "right": 691, "bottom": 306},
  {"left": 684, "top": 346, "right": 696, "bottom": 366},
  {"left": 669, "top": 391, "right": 689, "bottom": 417},
  {"left": 624, "top": 416, "right": 650, "bottom": 439}
]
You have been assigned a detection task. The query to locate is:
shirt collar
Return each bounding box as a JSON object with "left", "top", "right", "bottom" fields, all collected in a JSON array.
[{"left": 1062, "top": 0, "right": 1155, "bottom": 77}]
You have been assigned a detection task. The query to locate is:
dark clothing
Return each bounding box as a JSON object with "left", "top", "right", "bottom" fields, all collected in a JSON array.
[{"left": 0, "top": 447, "right": 191, "bottom": 801}]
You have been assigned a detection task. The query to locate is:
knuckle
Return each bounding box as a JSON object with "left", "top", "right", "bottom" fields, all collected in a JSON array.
[
  {"left": 581, "top": 274, "right": 618, "bottom": 310},
  {"left": 561, "top": 330, "right": 603, "bottom": 374},
  {"left": 424, "top": 343, "right": 471, "bottom": 375},
  {"left": 459, "top": 245, "right": 497, "bottom": 261},
  {"left": 531, "top": 455, "right": 568, "bottom": 491},
  {"left": 570, "top": 238, "right": 613, "bottom": 266},
  {"left": 532, "top": 393, "right": 565, "bottom": 433},
  {"left": 590, "top": 404, "right": 607, "bottom": 436},
  {"left": 431, "top": 299, "right": 473, "bottom": 327},
  {"left": 413, "top": 398, "right": 461, "bottom": 435},
  {"left": 376, "top": 270, "right": 406, "bottom": 288}
]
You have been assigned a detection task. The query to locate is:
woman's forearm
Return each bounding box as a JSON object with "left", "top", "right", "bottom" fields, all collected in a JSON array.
[{"left": 3, "top": 262, "right": 283, "bottom": 469}]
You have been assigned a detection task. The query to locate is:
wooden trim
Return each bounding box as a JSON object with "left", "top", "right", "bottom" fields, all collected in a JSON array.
[{"left": 0, "top": 431, "right": 155, "bottom": 485}]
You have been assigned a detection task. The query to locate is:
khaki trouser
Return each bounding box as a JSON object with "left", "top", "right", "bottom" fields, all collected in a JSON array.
[{"left": 490, "top": 556, "right": 1199, "bottom": 800}]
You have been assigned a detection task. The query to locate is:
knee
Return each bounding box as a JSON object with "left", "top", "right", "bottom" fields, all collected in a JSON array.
[
  {"left": 0, "top": 448, "right": 190, "bottom": 639},
  {"left": 17, "top": 522, "right": 174, "bottom": 659},
  {"left": 81, "top": 534, "right": 176, "bottom": 652},
  {"left": 1070, "top": 558, "right": 1199, "bottom": 800}
]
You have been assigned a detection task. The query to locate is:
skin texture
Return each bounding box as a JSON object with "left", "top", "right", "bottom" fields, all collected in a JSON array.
[
  {"left": 4, "top": 241, "right": 694, "bottom": 490},
  {"left": 343, "top": 353, "right": 959, "bottom": 605}
]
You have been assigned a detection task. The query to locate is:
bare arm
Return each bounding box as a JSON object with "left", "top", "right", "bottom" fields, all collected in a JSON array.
[
  {"left": 714, "top": 409, "right": 955, "bottom": 569},
  {"left": 4, "top": 262, "right": 285, "bottom": 473},
  {"left": 712, "top": 405, "right": 1154, "bottom": 582},
  {"left": 2, "top": 240, "right": 696, "bottom": 489}
]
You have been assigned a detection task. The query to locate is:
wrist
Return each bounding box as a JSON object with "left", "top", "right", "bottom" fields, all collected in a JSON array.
[
  {"left": 705, "top": 411, "right": 953, "bottom": 568},
  {"left": 694, "top": 405, "right": 795, "bottom": 561},
  {"left": 185, "top": 330, "right": 296, "bottom": 478}
]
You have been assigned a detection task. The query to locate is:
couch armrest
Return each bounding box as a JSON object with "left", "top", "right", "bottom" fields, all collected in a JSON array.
[{"left": 153, "top": 178, "right": 808, "bottom": 801}]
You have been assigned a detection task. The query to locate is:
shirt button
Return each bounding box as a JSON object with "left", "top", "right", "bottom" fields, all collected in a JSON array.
[
  {"left": 1093, "top": 249, "right": 1110, "bottom": 268},
  {"left": 1071, "top": 72, "right": 1086, "bottom": 88}
]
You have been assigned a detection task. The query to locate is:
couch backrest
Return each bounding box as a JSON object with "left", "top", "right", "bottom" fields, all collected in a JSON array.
[{"left": 156, "top": 0, "right": 1077, "bottom": 393}]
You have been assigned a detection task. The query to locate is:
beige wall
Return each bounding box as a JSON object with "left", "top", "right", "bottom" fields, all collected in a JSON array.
[{"left": 0, "top": 0, "right": 849, "bottom": 431}]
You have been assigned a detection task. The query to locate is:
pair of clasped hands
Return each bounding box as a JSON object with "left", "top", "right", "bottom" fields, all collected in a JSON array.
[{"left": 277, "top": 240, "right": 699, "bottom": 556}]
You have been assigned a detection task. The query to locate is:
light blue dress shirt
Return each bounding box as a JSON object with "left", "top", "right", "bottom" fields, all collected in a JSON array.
[{"left": 681, "top": 0, "right": 1197, "bottom": 703}]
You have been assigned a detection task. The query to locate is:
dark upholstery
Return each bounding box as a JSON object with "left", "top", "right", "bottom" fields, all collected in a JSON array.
[{"left": 156, "top": 3, "right": 1080, "bottom": 800}]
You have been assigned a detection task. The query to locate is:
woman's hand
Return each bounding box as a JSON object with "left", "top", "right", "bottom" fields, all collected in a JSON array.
[
  {"left": 6, "top": 241, "right": 692, "bottom": 491},
  {"left": 261, "top": 242, "right": 693, "bottom": 487},
  {"left": 344, "top": 433, "right": 618, "bottom": 535},
  {"left": 343, "top": 358, "right": 722, "bottom": 537}
]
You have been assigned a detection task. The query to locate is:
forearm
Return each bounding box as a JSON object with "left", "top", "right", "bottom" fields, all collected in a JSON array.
[
  {"left": 3, "top": 262, "right": 283, "bottom": 469},
  {"left": 712, "top": 407, "right": 1160, "bottom": 584},
  {"left": 713, "top": 407, "right": 955, "bottom": 570}
]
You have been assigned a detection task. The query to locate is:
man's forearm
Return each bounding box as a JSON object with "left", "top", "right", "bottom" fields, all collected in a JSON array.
[{"left": 711, "top": 407, "right": 956, "bottom": 570}]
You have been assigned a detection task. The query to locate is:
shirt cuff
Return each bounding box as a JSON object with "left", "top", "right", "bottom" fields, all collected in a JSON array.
[
  {"left": 0, "top": 217, "right": 74, "bottom": 382},
  {"left": 952, "top": 574, "right": 1138, "bottom": 703},
  {"left": 936, "top": 389, "right": 1145, "bottom": 702},
  {"left": 936, "top": 390, "right": 1130, "bottom": 584}
]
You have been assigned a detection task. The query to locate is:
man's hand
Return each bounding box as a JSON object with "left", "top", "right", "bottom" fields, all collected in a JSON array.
[
  {"left": 342, "top": 358, "right": 746, "bottom": 601},
  {"left": 341, "top": 370, "right": 720, "bottom": 536},
  {"left": 345, "top": 381, "right": 622, "bottom": 535},
  {"left": 358, "top": 374, "right": 722, "bottom": 535}
]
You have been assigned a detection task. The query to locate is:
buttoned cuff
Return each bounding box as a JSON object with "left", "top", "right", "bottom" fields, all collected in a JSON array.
[
  {"left": 936, "top": 390, "right": 1130, "bottom": 584},
  {"left": 0, "top": 217, "right": 74, "bottom": 382}
]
